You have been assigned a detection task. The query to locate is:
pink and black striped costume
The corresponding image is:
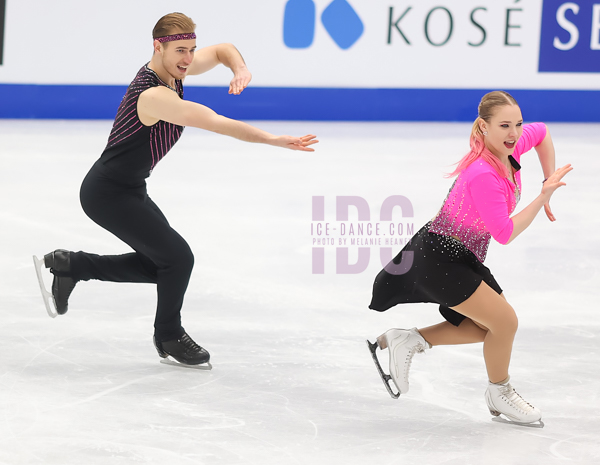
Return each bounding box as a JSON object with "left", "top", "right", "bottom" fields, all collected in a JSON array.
[{"left": 100, "top": 64, "right": 184, "bottom": 180}]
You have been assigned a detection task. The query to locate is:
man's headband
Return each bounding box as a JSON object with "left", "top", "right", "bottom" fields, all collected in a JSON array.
[{"left": 155, "top": 32, "right": 196, "bottom": 43}]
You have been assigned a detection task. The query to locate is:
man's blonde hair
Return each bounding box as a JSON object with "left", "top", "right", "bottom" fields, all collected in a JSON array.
[{"left": 152, "top": 12, "right": 196, "bottom": 39}]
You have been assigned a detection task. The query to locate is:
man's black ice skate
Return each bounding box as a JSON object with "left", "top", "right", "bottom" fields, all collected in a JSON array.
[
  {"left": 33, "top": 249, "right": 76, "bottom": 318},
  {"left": 154, "top": 332, "right": 212, "bottom": 370}
]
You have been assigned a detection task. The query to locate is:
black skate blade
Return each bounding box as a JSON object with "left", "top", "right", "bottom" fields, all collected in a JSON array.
[
  {"left": 33, "top": 255, "right": 58, "bottom": 318},
  {"left": 491, "top": 416, "right": 544, "bottom": 428},
  {"left": 159, "top": 356, "right": 213, "bottom": 371},
  {"left": 366, "top": 339, "right": 400, "bottom": 399}
]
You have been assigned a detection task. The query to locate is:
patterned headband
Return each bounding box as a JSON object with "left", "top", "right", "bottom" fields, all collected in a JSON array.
[{"left": 155, "top": 32, "right": 196, "bottom": 43}]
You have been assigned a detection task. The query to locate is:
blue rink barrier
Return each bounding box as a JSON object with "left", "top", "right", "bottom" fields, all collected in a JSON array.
[{"left": 0, "top": 84, "right": 598, "bottom": 122}]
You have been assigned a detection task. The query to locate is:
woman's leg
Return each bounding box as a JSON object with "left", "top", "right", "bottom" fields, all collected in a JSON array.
[
  {"left": 419, "top": 319, "right": 487, "bottom": 346},
  {"left": 435, "top": 281, "right": 518, "bottom": 383},
  {"left": 420, "top": 285, "right": 541, "bottom": 423},
  {"left": 419, "top": 282, "right": 509, "bottom": 346}
]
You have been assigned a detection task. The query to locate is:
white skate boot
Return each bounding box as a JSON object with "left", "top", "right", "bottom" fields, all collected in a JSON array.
[
  {"left": 366, "top": 328, "right": 430, "bottom": 398},
  {"left": 485, "top": 380, "right": 543, "bottom": 427}
]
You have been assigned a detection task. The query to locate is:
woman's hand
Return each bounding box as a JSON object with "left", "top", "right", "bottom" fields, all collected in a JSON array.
[
  {"left": 543, "top": 201, "right": 555, "bottom": 222},
  {"left": 541, "top": 164, "right": 573, "bottom": 221},
  {"left": 507, "top": 164, "right": 572, "bottom": 243},
  {"left": 541, "top": 164, "right": 573, "bottom": 196}
]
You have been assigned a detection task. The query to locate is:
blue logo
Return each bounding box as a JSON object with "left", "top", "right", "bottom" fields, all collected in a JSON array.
[
  {"left": 283, "top": 0, "right": 364, "bottom": 50},
  {"left": 539, "top": 0, "right": 600, "bottom": 72}
]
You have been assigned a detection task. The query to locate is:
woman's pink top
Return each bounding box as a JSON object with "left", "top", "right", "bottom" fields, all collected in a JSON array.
[{"left": 429, "top": 123, "right": 547, "bottom": 263}]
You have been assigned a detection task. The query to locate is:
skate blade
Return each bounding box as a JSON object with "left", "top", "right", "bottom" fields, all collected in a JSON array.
[
  {"left": 366, "top": 339, "right": 400, "bottom": 399},
  {"left": 33, "top": 255, "right": 58, "bottom": 318},
  {"left": 159, "top": 356, "right": 213, "bottom": 371},
  {"left": 491, "top": 415, "right": 544, "bottom": 428}
]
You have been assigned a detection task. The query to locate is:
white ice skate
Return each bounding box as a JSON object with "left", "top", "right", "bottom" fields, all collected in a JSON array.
[
  {"left": 32, "top": 255, "right": 58, "bottom": 318},
  {"left": 366, "top": 327, "right": 430, "bottom": 399},
  {"left": 485, "top": 380, "right": 544, "bottom": 428}
]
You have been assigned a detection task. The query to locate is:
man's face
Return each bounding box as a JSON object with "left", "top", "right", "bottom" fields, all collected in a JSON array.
[{"left": 157, "top": 38, "right": 196, "bottom": 80}]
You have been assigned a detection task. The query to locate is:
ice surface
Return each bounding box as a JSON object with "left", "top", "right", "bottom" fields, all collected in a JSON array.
[{"left": 1, "top": 120, "right": 599, "bottom": 464}]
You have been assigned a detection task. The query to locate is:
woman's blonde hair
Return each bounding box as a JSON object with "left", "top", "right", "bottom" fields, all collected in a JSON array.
[{"left": 448, "top": 91, "right": 520, "bottom": 178}]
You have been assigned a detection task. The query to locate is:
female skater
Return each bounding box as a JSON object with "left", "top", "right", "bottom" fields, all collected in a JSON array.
[
  {"left": 33, "top": 13, "right": 317, "bottom": 369},
  {"left": 367, "top": 91, "right": 571, "bottom": 426}
]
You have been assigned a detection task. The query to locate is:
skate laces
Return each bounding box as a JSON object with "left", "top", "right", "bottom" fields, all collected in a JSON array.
[
  {"left": 180, "top": 333, "right": 202, "bottom": 352},
  {"left": 402, "top": 340, "right": 426, "bottom": 381},
  {"left": 499, "top": 384, "right": 536, "bottom": 413}
]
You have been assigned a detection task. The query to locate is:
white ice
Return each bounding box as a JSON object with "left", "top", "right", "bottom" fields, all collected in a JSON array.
[{"left": 1, "top": 120, "right": 599, "bottom": 464}]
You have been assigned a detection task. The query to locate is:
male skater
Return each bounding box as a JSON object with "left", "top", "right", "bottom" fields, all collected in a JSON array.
[{"left": 34, "top": 12, "right": 317, "bottom": 369}]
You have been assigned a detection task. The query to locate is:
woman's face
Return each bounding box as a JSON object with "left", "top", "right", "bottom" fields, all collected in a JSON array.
[{"left": 480, "top": 105, "right": 523, "bottom": 158}]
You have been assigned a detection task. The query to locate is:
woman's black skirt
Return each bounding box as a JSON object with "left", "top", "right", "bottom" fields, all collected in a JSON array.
[{"left": 369, "top": 222, "right": 502, "bottom": 326}]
